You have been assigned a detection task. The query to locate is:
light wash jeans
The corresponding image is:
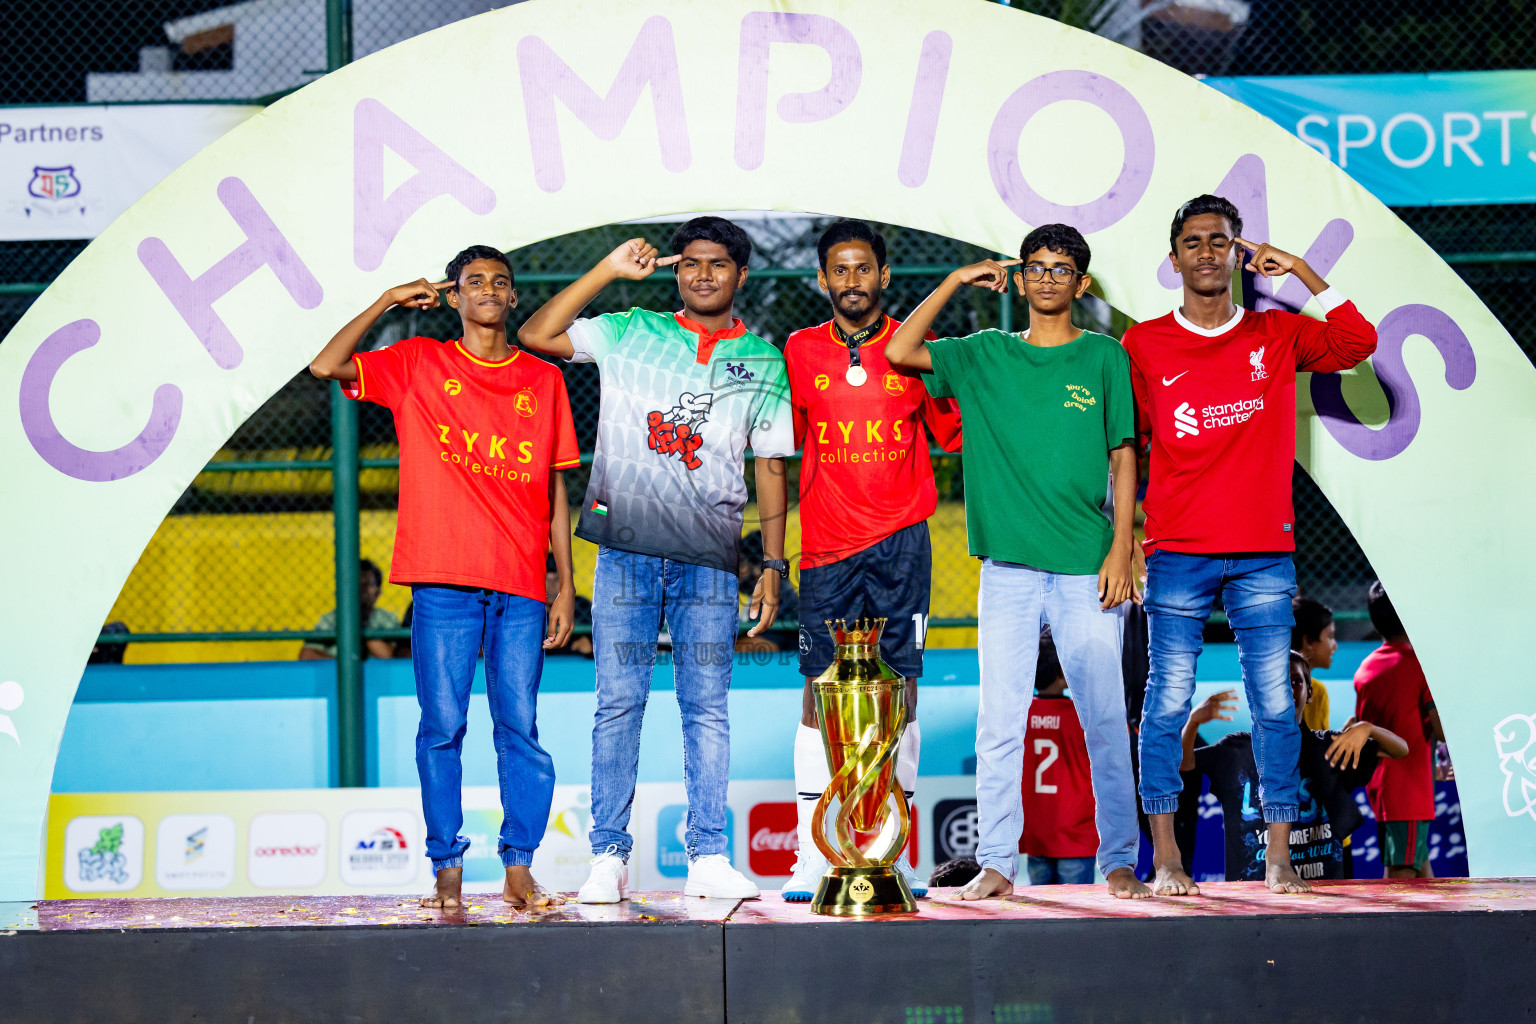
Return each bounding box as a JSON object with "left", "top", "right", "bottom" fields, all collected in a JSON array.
[
  {"left": 410, "top": 585, "right": 553, "bottom": 871},
  {"left": 588, "top": 547, "right": 738, "bottom": 860},
  {"left": 1138, "top": 550, "right": 1299, "bottom": 823},
  {"left": 975, "top": 559, "right": 1139, "bottom": 881}
]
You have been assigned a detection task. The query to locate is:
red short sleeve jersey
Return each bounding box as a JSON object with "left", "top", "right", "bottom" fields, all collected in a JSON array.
[
  {"left": 346, "top": 338, "right": 580, "bottom": 601},
  {"left": 1123, "top": 296, "right": 1376, "bottom": 554},
  {"left": 1353, "top": 641, "right": 1435, "bottom": 821},
  {"left": 785, "top": 317, "right": 962, "bottom": 568},
  {"left": 1019, "top": 695, "right": 1099, "bottom": 859}
]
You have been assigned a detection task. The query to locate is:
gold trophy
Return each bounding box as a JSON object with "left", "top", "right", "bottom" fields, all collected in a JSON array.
[{"left": 808, "top": 618, "right": 916, "bottom": 916}]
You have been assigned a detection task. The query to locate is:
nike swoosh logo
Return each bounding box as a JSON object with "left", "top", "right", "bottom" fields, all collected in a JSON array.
[{"left": 1162, "top": 372, "right": 1189, "bottom": 386}]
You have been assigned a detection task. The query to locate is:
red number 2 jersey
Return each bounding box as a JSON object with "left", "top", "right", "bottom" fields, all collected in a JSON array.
[
  {"left": 1019, "top": 695, "right": 1099, "bottom": 859},
  {"left": 785, "top": 317, "right": 962, "bottom": 568}
]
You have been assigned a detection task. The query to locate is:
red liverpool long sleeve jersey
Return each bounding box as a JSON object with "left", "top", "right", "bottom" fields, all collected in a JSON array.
[{"left": 1123, "top": 289, "right": 1377, "bottom": 554}]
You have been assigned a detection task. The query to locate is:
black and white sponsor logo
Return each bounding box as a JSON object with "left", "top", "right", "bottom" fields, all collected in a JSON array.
[{"left": 933, "top": 798, "right": 978, "bottom": 862}]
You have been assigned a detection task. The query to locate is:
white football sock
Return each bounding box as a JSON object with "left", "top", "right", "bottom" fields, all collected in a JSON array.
[
  {"left": 897, "top": 719, "right": 921, "bottom": 799},
  {"left": 794, "top": 724, "right": 831, "bottom": 858}
]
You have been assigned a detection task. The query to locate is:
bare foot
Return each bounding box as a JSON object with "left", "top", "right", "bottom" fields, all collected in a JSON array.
[
  {"left": 1106, "top": 867, "right": 1152, "bottom": 900},
  {"left": 959, "top": 868, "right": 1013, "bottom": 901},
  {"left": 503, "top": 865, "right": 566, "bottom": 907},
  {"left": 421, "top": 866, "right": 463, "bottom": 909},
  {"left": 1265, "top": 858, "right": 1312, "bottom": 894},
  {"left": 1151, "top": 858, "right": 1200, "bottom": 896}
]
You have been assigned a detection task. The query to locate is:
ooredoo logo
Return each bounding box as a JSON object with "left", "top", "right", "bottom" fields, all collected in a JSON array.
[
  {"left": 747, "top": 802, "right": 798, "bottom": 876},
  {"left": 248, "top": 811, "right": 327, "bottom": 889}
]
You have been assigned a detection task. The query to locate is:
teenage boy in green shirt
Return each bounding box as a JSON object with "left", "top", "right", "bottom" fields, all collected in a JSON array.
[{"left": 887, "top": 224, "right": 1148, "bottom": 900}]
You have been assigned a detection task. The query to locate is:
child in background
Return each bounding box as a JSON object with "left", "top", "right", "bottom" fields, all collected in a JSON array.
[
  {"left": 1292, "top": 597, "right": 1337, "bottom": 730},
  {"left": 1185, "top": 652, "right": 1408, "bottom": 882},
  {"left": 1354, "top": 581, "right": 1446, "bottom": 878},
  {"left": 1020, "top": 627, "right": 1100, "bottom": 885}
]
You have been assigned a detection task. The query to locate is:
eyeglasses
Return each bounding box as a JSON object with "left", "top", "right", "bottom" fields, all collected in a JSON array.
[{"left": 1022, "top": 265, "right": 1080, "bottom": 283}]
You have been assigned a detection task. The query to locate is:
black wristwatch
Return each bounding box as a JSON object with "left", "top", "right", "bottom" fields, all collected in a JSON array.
[{"left": 763, "top": 558, "right": 789, "bottom": 580}]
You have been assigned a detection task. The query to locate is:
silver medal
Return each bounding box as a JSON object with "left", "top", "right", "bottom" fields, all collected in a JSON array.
[{"left": 845, "top": 365, "right": 868, "bottom": 386}]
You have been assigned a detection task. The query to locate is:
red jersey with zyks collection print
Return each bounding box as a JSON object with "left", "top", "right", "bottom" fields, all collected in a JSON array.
[
  {"left": 1123, "top": 291, "right": 1376, "bottom": 554},
  {"left": 1019, "top": 694, "right": 1098, "bottom": 858},
  {"left": 785, "top": 317, "right": 962, "bottom": 568},
  {"left": 1354, "top": 640, "right": 1436, "bottom": 822},
  {"left": 346, "top": 337, "right": 580, "bottom": 601}
]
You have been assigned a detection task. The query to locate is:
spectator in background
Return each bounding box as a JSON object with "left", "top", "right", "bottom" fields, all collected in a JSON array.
[
  {"left": 302, "top": 559, "right": 398, "bottom": 661},
  {"left": 1020, "top": 628, "right": 1099, "bottom": 885},
  {"left": 546, "top": 555, "right": 593, "bottom": 657},
  {"left": 1292, "top": 597, "right": 1336, "bottom": 730},
  {"left": 1186, "top": 652, "right": 1408, "bottom": 882},
  {"left": 1355, "top": 581, "right": 1446, "bottom": 879},
  {"left": 736, "top": 530, "right": 800, "bottom": 654},
  {"left": 88, "top": 621, "right": 130, "bottom": 665}
]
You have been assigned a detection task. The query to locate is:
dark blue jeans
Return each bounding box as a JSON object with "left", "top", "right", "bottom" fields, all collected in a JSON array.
[
  {"left": 411, "top": 585, "right": 554, "bottom": 871},
  {"left": 1138, "top": 551, "right": 1299, "bottom": 823}
]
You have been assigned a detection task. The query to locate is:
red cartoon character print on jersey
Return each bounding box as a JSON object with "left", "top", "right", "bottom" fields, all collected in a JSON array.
[{"left": 647, "top": 391, "right": 713, "bottom": 471}]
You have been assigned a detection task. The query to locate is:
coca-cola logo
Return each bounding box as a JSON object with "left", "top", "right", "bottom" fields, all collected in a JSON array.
[
  {"left": 747, "top": 802, "right": 798, "bottom": 877},
  {"left": 253, "top": 845, "right": 320, "bottom": 858}
]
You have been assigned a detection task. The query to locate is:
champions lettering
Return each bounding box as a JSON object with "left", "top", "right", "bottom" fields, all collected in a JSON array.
[
  {"left": 436, "top": 422, "right": 537, "bottom": 481},
  {"left": 1202, "top": 396, "right": 1265, "bottom": 429}
]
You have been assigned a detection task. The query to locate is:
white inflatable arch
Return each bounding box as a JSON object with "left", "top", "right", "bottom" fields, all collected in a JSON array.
[{"left": 2, "top": 0, "right": 1533, "bottom": 897}]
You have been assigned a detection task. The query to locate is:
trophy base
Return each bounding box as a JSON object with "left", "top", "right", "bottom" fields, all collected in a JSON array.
[{"left": 809, "top": 865, "right": 917, "bottom": 916}]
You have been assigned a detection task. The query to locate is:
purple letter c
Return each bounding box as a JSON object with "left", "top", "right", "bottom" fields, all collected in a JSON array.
[{"left": 19, "top": 319, "right": 183, "bottom": 482}]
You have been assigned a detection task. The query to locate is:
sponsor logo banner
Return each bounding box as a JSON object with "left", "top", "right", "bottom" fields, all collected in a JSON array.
[
  {"left": 747, "top": 802, "right": 798, "bottom": 877},
  {"left": 63, "top": 815, "right": 144, "bottom": 893},
  {"left": 339, "top": 810, "right": 419, "bottom": 886},
  {"left": 155, "top": 813, "right": 235, "bottom": 891},
  {"left": 248, "top": 811, "right": 327, "bottom": 889}
]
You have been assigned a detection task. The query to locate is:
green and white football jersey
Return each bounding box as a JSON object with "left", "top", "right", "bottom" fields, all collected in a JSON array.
[{"left": 567, "top": 308, "right": 793, "bottom": 573}]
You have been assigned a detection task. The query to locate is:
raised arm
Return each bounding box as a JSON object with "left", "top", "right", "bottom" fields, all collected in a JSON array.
[
  {"left": 1235, "top": 236, "right": 1378, "bottom": 372},
  {"left": 1181, "top": 689, "right": 1237, "bottom": 771},
  {"left": 518, "top": 239, "right": 678, "bottom": 360},
  {"left": 1326, "top": 717, "right": 1410, "bottom": 768},
  {"left": 886, "top": 259, "right": 1021, "bottom": 372},
  {"left": 310, "top": 278, "right": 450, "bottom": 381}
]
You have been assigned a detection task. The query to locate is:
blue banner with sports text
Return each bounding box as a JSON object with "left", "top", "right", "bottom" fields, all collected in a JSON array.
[{"left": 1202, "top": 72, "right": 1536, "bottom": 206}]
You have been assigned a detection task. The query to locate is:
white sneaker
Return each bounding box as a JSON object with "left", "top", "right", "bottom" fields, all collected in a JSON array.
[
  {"left": 577, "top": 847, "right": 628, "bottom": 904},
  {"left": 897, "top": 857, "right": 928, "bottom": 898},
  {"left": 684, "top": 854, "right": 760, "bottom": 899},
  {"left": 780, "top": 849, "right": 830, "bottom": 902}
]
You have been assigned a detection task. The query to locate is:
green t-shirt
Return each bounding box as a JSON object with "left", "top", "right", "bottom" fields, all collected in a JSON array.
[{"left": 925, "top": 329, "right": 1134, "bottom": 574}]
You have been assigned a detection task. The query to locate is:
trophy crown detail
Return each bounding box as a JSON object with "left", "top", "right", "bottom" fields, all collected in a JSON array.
[{"left": 825, "top": 617, "right": 887, "bottom": 648}]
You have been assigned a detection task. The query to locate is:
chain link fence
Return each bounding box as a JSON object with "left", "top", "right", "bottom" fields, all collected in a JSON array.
[{"left": 3, "top": 0, "right": 1532, "bottom": 659}]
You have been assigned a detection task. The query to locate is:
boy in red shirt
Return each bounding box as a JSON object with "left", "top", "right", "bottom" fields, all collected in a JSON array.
[
  {"left": 779, "top": 221, "right": 962, "bottom": 902},
  {"left": 311, "top": 245, "right": 581, "bottom": 910},
  {"left": 1126, "top": 195, "right": 1378, "bottom": 896},
  {"left": 1020, "top": 629, "right": 1099, "bottom": 885},
  {"left": 1354, "top": 580, "right": 1446, "bottom": 877}
]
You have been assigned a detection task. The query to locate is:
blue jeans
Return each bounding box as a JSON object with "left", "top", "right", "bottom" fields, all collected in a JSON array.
[
  {"left": 411, "top": 585, "right": 554, "bottom": 871},
  {"left": 589, "top": 547, "right": 738, "bottom": 859},
  {"left": 1138, "top": 551, "right": 1299, "bottom": 823},
  {"left": 1027, "top": 855, "right": 1095, "bottom": 886},
  {"left": 975, "top": 560, "right": 1139, "bottom": 881}
]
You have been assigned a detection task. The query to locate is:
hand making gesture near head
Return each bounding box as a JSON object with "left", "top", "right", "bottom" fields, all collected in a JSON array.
[{"left": 603, "top": 237, "right": 683, "bottom": 281}]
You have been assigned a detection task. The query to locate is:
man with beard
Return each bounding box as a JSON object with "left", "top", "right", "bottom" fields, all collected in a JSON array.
[
  {"left": 519, "top": 217, "right": 794, "bottom": 903},
  {"left": 778, "top": 220, "right": 962, "bottom": 902}
]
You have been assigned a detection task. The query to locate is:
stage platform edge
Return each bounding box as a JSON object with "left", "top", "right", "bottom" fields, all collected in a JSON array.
[{"left": 3, "top": 879, "right": 1534, "bottom": 1023}]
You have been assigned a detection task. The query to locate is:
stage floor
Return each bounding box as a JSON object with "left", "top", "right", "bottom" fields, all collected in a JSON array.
[{"left": 5, "top": 879, "right": 1535, "bottom": 1022}]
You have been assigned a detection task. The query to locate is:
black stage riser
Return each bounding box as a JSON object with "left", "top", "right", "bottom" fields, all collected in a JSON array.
[{"left": 5, "top": 912, "right": 1534, "bottom": 1023}]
